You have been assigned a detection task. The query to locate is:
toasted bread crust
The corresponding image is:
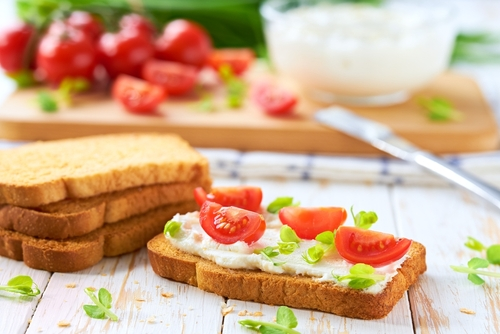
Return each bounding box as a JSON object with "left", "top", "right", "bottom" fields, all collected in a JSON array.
[
  {"left": 0, "top": 133, "right": 209, "bottom": 207},
  {"left": 0, "top": 201, "right": 198, "bottom": 272},
  {"left": 0, "top": 179, "right": 211, "bottom": 239},
  {"left": 147, "top": 235, "right": 426, "bottom": 319}
]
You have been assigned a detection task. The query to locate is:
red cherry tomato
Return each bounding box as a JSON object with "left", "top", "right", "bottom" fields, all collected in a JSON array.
[
  {"left": 252, "top": 83, "right": 297, "bottom": 116},
  {"left": 208, "top": 48, "right": 255, "bottom": 76},
  {"left": 141, "top": 59, "right": 198, "bottom": 96},
  {"left": 112, "top": 74, "right": 165, "bottom": 113},
  {"left": 119, "top": 13, "right": 156, "bottom": 38},
  {"left": 97, "top": 29, "right": 154, "bottom": 79},
  {"left": 199, "top": 201, "right": 266, "bottom": 245},
  {"left": 66, "top": 11, "right": 102, "bottom": 40},
  {"left": 279, "top": 206, "right": 347, "bottom": 240},
  {"left": 0, "top": 22, "right": 35, "bottom": 73},
  {"left": 155, "top": 19, "right": 212, "bottom": 68},
  {"left": 335, "top": 226, "right": 412, "bottom": 267},
  {"left": 194, "top": 186, "right": 263, "bottom": 212},
  {"left": 36, "top": 27, "right": 97, "bottom": 85}
]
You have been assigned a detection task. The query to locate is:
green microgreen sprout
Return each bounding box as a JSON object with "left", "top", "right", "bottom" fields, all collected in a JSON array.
[
  {"left": 333, "top": 263, "right": 386, "bottom": 290},
  {"left": 302, "top": 231, "right": 336, "bottom": 265},
  {"left": 164, "top": 220, "right": 182, "bottom": 237},
  {"left": 7, "top": 69, "right": 37, "bottom": 88},
  {"left": 239, "top": 305, "right": 300, "bottom": 334},
  {"left": 255, "top": 226, "right": 301, "bottom": 266},
  {"left": 450, "top": 258, "right": 500, "bottom": 285},
  {"left": 83, "top": 287, "right": 118, "bottom": 321},
  {"left": 219, "top": 64, "right": 247, "bottom": 108},
  {"left": 37, "top": 90, "right": 58, "bottom": 112},
  {"left": 351, "top": 206, "right": 378, "bottom": 230},
  {"left": 0, "top": 275, "right": 41, "bottom": 297},
  {"left": 464, "top": 236, "right": 500, "bottom": 265},
  {"left": 417, "top": 96, "right": 464, "bottom": 122},
  {"left": 266, "top": 197, "right": 300, "bottom": 214}
]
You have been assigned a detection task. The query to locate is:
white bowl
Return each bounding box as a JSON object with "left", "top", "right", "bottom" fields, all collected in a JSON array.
[{"left": 261, "top": 0, "right": 458, "bottom": 106}]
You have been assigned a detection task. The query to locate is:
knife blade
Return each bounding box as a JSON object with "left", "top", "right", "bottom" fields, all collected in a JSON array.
[{"left": 315, "top": 106, "right": 500, "bottom": 211}]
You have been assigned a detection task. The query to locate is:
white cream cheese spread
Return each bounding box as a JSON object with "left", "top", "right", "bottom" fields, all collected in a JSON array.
[{"left": 165, "top": 211, "right": 408, "bottom": 294}]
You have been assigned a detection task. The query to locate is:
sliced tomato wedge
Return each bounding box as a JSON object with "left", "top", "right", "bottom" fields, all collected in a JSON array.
[
  {"left": 279, "top": 206, "right": 347, "bottom": 240},
  {"left": 141, "top": 59, "right": 198, "bottom": 96},
  {"left": 252, "top": 82, "right": 297, "bottom": 116},
  {"left": 335, "top": 226, "right": 412, "bottom": 267},
  {"left": 194, "top": 186, "right": 263, "bottom": 212},
  {"left": 199, "top": 201, "right": 266, "bottom": 244},
  {"left": 112, "top": 75, "right": 165, "bottom": 113},
  {"left": 208, "top": 48, "right": 255, "bottom": 76}
]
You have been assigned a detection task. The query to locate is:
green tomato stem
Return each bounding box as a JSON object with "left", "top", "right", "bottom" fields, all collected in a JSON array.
[{"left": 84, "top": 288, "right": 118, "bottom": 321}]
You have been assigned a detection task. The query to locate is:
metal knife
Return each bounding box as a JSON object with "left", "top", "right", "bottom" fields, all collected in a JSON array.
[{"left": 315, "top": 106, "right": 500, "bottom": 210}]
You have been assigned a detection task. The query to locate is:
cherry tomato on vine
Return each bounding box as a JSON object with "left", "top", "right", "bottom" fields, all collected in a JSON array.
[
  {"left": 279, "top": 206, "right": 347, "bottom": 240},
  {"left": 199, "top": 201, "right": 266, "bottom": 244},
  {"left": 155, "top": 19, "right": 212, "bottom": 69},
  {"left": 0, "top": 22, "right": 35, "bottom": 73},
  {"left": 66, "top": 11, "right": 103, "bottom": 40},
  {"left": 208, "top": 48, "right": 255, "bottom": 76},
  {"left": 194, "top": 186, "right": 263, "bottom": 212},
  {"left": 97, "top": 29, "right": 154, "bottom": 79},
  {"left": 119, "top": 13, "right": 156, "bottom": 38},
  {"left": 36, "top": 26, "right": 97, "bottom": 85},
  {"left": 142, "top": 59, "right": 198, "bottom": 96},
  {"left": 335, "top": 226, "right": 412, "bottom": 267},
  {"left": 112, "top": 74, "right": 165, "bottom": 113},
  {"left": 252, "top": 82, "right": 297, "bottom": 116}
]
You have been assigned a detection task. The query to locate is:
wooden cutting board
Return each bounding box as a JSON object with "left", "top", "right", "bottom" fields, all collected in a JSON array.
[{"left": 0, "top": 66, "right": 497, "bottom": 154}]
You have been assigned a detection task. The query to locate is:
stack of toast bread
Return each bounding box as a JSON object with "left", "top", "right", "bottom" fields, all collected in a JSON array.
[{"left": 0, "top": 133, "right": 211, "bottom": 272}]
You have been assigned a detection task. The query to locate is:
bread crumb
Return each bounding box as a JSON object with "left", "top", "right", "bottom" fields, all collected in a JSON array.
[
  {"left": 136, "top": 298, "right": 146, "bottom": 302},
  {"left": 238, "top": 310, "right": 248, "bottom": 316},
  {"left": 310, "top": 316, "right": 316, "bottom": 320},
  {"left": 252, "top": 312, "right": 263, "bottom": 317},
  {"left": 37, "top": 328, "right": 43, "bottom": 332},
  {"left": 100, "top": 273, "right": 107, "bottom": 276},
  {"left": 161, "top": 292, "right": 174, "bottom": 298},
  {"left": 28, "top": 319, "right": 31, "bottom": 324},
  {"left": 57, "top": 321, "right": 70, "bottom": 327},
  {"left": 147, "top": 316, "right": 156, "bottom": 323},
  {"left": 222, "top": 305, "right": 234, "bottom": 316},
  {"left": 65, "top": 283, "right": 76, "bottom": 288},
  {"left": 460, "top": 308, "right": 476, "bottom": 315},
  {"left": 134, "top": 280, "right": 139, "bottom": 284}
]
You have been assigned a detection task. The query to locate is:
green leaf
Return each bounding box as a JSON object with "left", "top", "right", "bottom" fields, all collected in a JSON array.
[
  {"left": 467, "top": 273, "right": 485, "bottom": 285},
  {"left": 468, "top": 257, "right": 489, "bottom": 270},
  {"left": 6, "top": 69, "right": 36, "bottom": 88},
  {"left": 417, "top": 97, "right": 464, "bottom": 122},
  {"left": 260, "top": 325, "right": 288, "bottom": 334},
  {"left": 58, "top": 77, "right": 90, "bottom": 106},
  {"left": 315, "top": 231, "right": 334, "bottom": 245},
  {"left": 486, "top": 245, "right": 500, "bottom": 265},
  {"left": 267, "top": 197, "right": 299, "bottom": 214},
  {"left": 164, "top": 220, "right": 182, "bottom": 237},
  {"left": 277, "top": 242, "right": 298, "bottom": 255},
  {"left": 349, "top": 263, "right": 375, "bottom": 275},
  {"left": 7, "top": 275, "right": 33, "bottom": 288},
  {"left": 351, "top": 206, "right": 378, "bottom": 230},
  {"left": 98, "top": 288, "right": 112, "bottom": 309},
  {"left": 0, "top": 275, "right": 41, "bottom": 296},
  {"left": 280, "top": 226, "right": 301, "bottom": 243},
  {"left": 348, "top": 278, "right": 376, "bottom": 290},
  {"left": 259, "top": 246, "right": 280, "bottom": 258},
  {"left": 464, "top": 236, "right": 486, "bottom": 251},
  {"left": 302, "top": 245, "right": 324, "bottom": 264},
  {"left": 83, "top": 305, "right": 106, "bottom": 319},
  {"left": 37, "top": 91, "right": 58, "bottom": 112},
  {"left": 275, "top": 306, "right": 297, "bottom": 329}
]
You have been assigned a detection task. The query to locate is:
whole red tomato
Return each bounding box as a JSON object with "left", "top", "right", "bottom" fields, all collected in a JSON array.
[
  {"left": 0, "top": 22, "right": 35, "bottom": 73},
  {"left": 155, "top": 19, "right": 212, "bottom": 68},
  {"left": 119, "top": 13, "right": 156, "bottom": 38},
  {"left": 36, "top": 26, "right": 97, "bottom": 85},
  {"left": 66, "top": 11, "right": 103, "bottom": 40},
  {"left": 97, "top": 29, "right": 154, "bottom": 79}
]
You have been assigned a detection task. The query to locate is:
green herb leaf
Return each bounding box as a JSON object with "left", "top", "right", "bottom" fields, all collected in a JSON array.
[
  {"left": 315, "top": 231, "right": 335, "bottom": 246},
  {"left": 351, "top": 206, "right": 378, "bottom": 230},
  {"left": 280, "top": 226, "right": 301, "bottom": 243},
  {"left": 468, "top": 257, "right": 489, "bottom": 270},
  {"left": 276, "top": 306, "right": 298, "bottom": 329},
  {"left": 7, "top": 69, "right": 36, "bottom": 88},
  {"left": 239, "top": 306, "right": 301, "bottom": 334},
  {"left": 349, "top": 263, "right": 375, "bottom": 275},
  {"left": 277, "top": 242, "right": 299, "bottom": 255},
  {"left": 58, "top": 77, "right": 90, "bottom": 106},
  {"left": 464, "top": 236, "right": 486, "bottom": 251},
  {"left": 302, "top": 245, "right": 324, "bottom": 264},
  {"left": 335, "top": 264, "right": 385, "bottom": 289},
  {"left": 486, "top": 245, "right": 500, "bottom": 265},
  {"left": 83, "top": 287, "right": 118, "bottom": 321},
  {"left": 164, "top": 220, "right": 182, "bottom": 237},
  {"left": 256, "top": 247, "right": 285, "bottom": 266},
  {"left": 37, "top": 91, "right": 58, "bottom": 112},
  {"left": 467, "top": 273, "right": 485, "bottom": 285},
  {"left": 267, "top": 197, "right": 300, "bottom": 214},
  {"left": 0, "top": 275, "right": 41, "bottom": 297},
  {"left": 348, "top": 278, "right": 376, "bottom": 289},
  {"left": 418, "top": 97, "right": 464, "bottom": 122},
  {"left": 219, "top": 64, "right": 247, "bottom": 109}
]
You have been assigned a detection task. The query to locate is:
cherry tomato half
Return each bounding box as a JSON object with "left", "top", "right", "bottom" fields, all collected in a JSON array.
[
  {"left": 112, "top": 74, "right": 165, "bottom": 113},
  {"left": 119, "top": 13, "right": 156, "bottom": 38},
  {"left": 252, "top": 82, "right": 297, "bottom": 116},
  {"left": 208, "top": 48, "right": 255, "bottom": 76},
  {"left": 36, "top": 26, "right": 97, "bottom": 85},
  {"left": 335, "top": 226, "right": 412, "bottom": 267},
  {"left": 199, "top": 201, "right": 266, "bottom": 244},
  {"left": 279, "top": 206, "right": 347, "bottom": 240},
  {"left": 155, "top": 19, "right": 212, "bottom": 68},
  {"left": 142, "top": 59, "right": 198, "bottom": 96},
  {"left": 97, "top": 29, "right": 154, "bottom": 79},
  {"left": 194, "top": 186, "right": 263, "bottom": 212},
  {"left": 0, "top": 22, "right": 35, "bottom": 73}
]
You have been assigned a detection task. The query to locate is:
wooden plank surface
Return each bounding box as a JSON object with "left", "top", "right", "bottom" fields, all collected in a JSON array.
[{"left": 0, "top": 69, "right": 497, "bottom": 155}]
